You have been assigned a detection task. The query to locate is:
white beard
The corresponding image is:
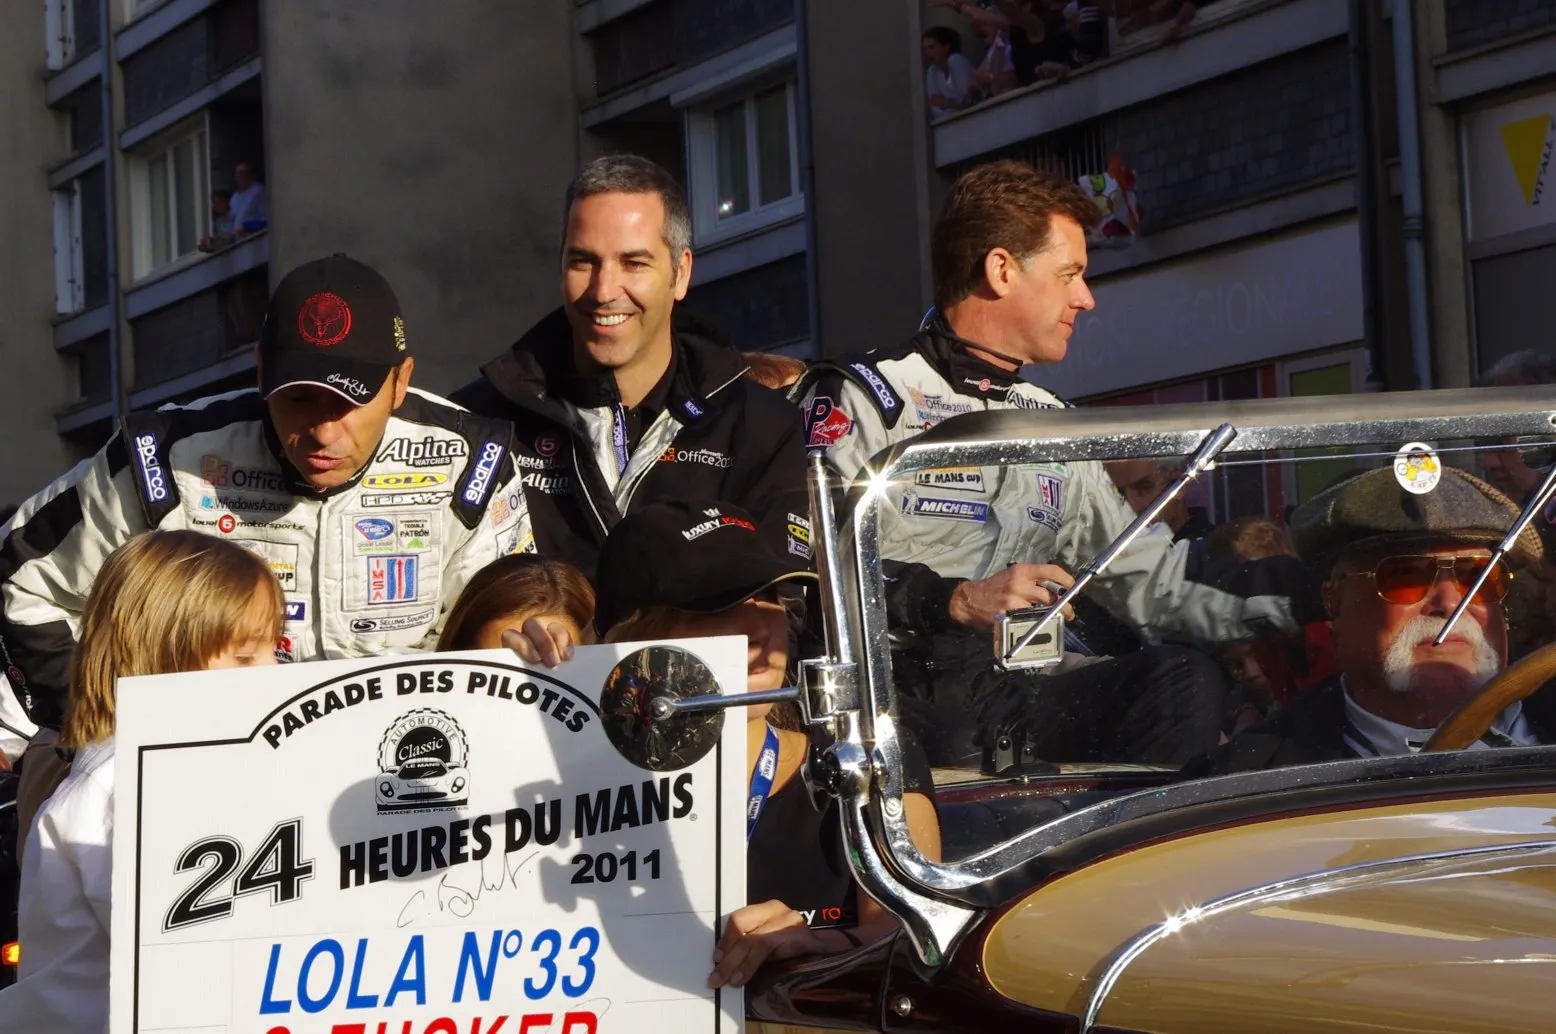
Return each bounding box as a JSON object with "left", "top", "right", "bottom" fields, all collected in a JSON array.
[{"left": 1382, "top": 614, "right": 1501, "bottom": 695}]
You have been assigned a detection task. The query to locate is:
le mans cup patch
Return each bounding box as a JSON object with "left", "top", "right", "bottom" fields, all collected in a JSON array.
[
  {"left": 1394, "top": 441, "right": 1441, "bottom": 495},
  {"left": 901, "top": 493, "right": 989, "bottom": 522},
  {"left": 367, "top": 555, "right": 420, "bottom": 605},
  {"left": 376, "top": 708, "right": 470, "bottom": 814},
  {"left": 915, "top": 467, "right": 985, "bottom": 492},
  {"left": 804, "top": 396, "right": 853, "bottom": 447}
]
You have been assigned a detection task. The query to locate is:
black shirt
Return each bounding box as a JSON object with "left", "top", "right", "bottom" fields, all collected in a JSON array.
[{"left": 747, "top": 730, "right": 936, "bottom": 929}]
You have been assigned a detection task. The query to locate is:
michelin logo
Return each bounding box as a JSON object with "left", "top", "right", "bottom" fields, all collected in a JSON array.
[
  {"left": 850, "top": 363, "right": 899, "bottom": 412},
  {"left": 134, "top": 433, "right": 169, "bottom": 503},
  {"left": 462, "top": 440, "right": 505, "bottom": 505},
  {"left": 901, "top": 494, "right": 989, "bottom": 522}
]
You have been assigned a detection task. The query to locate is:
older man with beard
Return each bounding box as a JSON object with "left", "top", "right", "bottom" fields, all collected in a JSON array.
[{"left": 1215, "top": 464, "right": 1553, "bottom": 771}]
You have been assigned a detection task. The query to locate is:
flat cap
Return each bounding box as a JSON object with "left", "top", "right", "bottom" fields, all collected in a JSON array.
[{"left": 1290, "top": 464, "right": 1543, "bottom": 575}]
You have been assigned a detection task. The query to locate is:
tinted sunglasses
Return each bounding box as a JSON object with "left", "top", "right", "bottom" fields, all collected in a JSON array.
[{"left": 1347, "top": 554, "right": 1510, "bottom": 605}]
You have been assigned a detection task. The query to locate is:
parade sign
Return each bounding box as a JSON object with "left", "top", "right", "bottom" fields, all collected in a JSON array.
[{"left": 109, "top": 641, "right": 749, "bottom": 1034}]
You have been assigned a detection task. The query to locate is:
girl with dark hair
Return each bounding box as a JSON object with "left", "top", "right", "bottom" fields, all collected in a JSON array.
[
  {"left": 437, "top": 554, "right": 596, "bottom": 666},
  {"left": 923, "top": 26, "right": 976, "bottom": 117}
]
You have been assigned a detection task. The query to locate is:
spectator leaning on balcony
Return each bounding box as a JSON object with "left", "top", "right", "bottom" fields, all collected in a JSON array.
[
  {"left": 922, "top": 26, "right": 977, "bottom": 118},
  {"left": 228, "top": 159, "right": 269, "bottom": 234}
]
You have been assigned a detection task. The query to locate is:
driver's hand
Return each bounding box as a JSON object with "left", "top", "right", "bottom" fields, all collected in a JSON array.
[
  {"left": 947, "top": 563, "right": 1076, "bottom": 631},
  {"left": 501, "top": 617, "right": 577, "bottom": 669},
  {"left": 709, "top": 900, "right": 828, "bottom": 989}
]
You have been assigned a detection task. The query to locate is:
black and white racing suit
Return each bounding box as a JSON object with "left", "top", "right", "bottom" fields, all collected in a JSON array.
[
  {"left": 798, "top": 326, "right": 1301, "bottom": 767},
  {"left": 0, "top": 387, "right": 532, "bottom": 736}
]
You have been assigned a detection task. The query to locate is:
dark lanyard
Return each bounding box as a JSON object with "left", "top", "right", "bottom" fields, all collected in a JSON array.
[
  {"left": 610, "top": 405, "right": 630, "bottom": 477},
  {"left": 746, "top": 725, "right": 780, "bottom": 844}
]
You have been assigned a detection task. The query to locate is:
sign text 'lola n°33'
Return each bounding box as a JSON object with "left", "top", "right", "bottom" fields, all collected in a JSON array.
[{"left": 109, "top": 641, "right": 748, "bottom": 1034}]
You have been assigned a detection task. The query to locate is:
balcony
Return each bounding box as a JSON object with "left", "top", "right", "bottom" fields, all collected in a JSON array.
[{"left": 929, "top": 0, "right": 1346, "bottom": 168}]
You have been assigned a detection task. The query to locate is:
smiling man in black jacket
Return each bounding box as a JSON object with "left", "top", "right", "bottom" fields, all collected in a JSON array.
[{"left": 453, "top": 156, "right": 809, "bottom": 579}]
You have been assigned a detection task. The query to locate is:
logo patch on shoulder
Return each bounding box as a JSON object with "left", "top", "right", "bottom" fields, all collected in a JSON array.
[
  {"left": 462, "top": 440, "right": 506, "bottom": 506},
  {"left": 133, "top": 433, "right": 169, "bottom": 503},
  {"left": 804, "top": 396, "right": 853, "bottom": 447},
  {"left": 849, "top": 363, "right": 899, "bottom": 413}
]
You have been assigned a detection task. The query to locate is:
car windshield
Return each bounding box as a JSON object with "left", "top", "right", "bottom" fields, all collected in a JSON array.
[{"left": 842, "top": 399, "right": 1556, "bottom": 803}]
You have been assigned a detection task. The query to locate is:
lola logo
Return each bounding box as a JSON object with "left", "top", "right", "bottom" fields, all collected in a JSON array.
[
  {"left": 297, "top": 292, "right": 352, "bottom": 346},
  {"left": 1500, "top": 113, "right": 1553, "bottom": 206}
]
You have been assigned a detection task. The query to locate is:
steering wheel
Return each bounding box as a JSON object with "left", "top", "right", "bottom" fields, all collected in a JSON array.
[{"left": 1422, "top": 641, "right": 1556, "bottom": 752}]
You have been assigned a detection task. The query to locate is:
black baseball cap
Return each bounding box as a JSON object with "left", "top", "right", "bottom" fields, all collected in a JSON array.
[
  {"left": 258, "top": 253, "right": 410, "bottom": 406},
  {"left": 594, "top": 500, "right": 817, "bottom": 635}
]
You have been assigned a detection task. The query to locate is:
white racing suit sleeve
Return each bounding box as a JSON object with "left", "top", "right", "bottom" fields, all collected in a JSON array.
[
  {"left": 0, "top": 440, "right": 151, "bottom": 728},
  {"left": 425, "top": 449, "right": 535, "bottom": 647},
  {"left": 1055, "top": 459, "right": 1297, "bottom": 643}
]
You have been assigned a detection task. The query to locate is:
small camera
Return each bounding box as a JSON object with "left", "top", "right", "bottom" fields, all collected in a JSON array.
[{"left": 994, "top": 606, "right": 1066, "bottom": 671}]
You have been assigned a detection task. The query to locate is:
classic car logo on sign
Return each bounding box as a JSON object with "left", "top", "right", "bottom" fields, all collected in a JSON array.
[{"left": 375, "top": 708, "right": 469, "bottom": 813}]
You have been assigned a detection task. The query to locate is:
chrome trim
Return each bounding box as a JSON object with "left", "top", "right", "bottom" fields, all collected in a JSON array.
[
  {"left": 1080, "top": 838, "right": 1556, "bottom": 1032},
  {"left": 803, "top": 387, "right": 1556, "bottom": 968}
]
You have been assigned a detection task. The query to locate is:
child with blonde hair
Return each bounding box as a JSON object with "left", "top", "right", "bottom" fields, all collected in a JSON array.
[{"left": 2, "top": 530, "right": 283, "bottom": 1030}]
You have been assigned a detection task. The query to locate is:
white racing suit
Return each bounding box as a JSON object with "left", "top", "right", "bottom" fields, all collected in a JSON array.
[
  {"left": 797, "top": 326, "right": 1298, "bottom": 646},
  {"left": 0, "top": 387, "right": 533, "bottom": 734}
]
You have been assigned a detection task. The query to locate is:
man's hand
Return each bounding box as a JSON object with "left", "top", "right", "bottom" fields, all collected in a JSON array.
[
  {"left": 947, "top": 563, "right": 1076, "bottom": 631},
  {"left": 501, "top": 617, "right": 577, "bottom": 669},
  {"left": 709, "top": 900, "right": 828, "bottom": 989}
]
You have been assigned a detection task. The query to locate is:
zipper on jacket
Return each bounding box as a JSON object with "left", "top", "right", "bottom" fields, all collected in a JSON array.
[{"left": 615, "top": 367, "right": 749, "bottom": 517}]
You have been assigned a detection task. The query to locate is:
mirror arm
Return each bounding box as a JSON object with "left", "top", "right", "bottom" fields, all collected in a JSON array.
[
  {"left": 1435, "top": 459, "right": 1556, "bottom": 645},
  {"left": 1004, "top": 422, "right": 1239, "bottom": 662},
  {"left": 649, "top": 686, "right": 800, "bottom": 719}
]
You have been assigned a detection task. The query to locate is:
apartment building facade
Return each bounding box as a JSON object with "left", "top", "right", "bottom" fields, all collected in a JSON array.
[
  {"left": 0, "top": 0, "right": 578, "bottom": 504},
  {"left": 5, "top": 0, "right": 1554, "bottom": 510}
]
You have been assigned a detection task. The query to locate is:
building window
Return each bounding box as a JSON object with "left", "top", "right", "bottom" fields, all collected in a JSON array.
[
  {"left": 130, "top": 121, "right": 209, "bottom": 279},
  {"left": 688, "top": 80, "right": 803, "bottom": 245},
  {"left": 52, "top": 183, "right": 85, "bottom": 314},
  {"left": 45, "top": 0, "right": 76, "bottom": 70}
]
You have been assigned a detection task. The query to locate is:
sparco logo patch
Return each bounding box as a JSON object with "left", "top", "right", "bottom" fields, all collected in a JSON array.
[
  {"left": 376, "top": 709, "right": 469, "bottom": 813},
  {"left": 463, "top": 440, "right": 505, "bottom": 505},
  {"left": 901, "top": 494, "right": 989, "bottom": 522},
  {"left": 850, "top": 363, "right": 899, "bottom": 412},
  {"left": 376, "top": 436, "right": 469, "bottom": 468},
  {"left": 134, "top": 433, "right": 168, "bottom": 503}
]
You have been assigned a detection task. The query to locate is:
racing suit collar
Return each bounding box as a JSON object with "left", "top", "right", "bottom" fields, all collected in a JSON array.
[
  {"left": 479, "top": 305, "right": 745, "bottom": 426},
  {"left": 918, "top": 322, "right": 1028, "bottom": 401}
]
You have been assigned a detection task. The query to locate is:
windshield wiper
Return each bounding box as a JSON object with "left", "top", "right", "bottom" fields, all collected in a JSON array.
[
  {"left": 1003, "top": 422, "right": 1239, "bottom": 664},
  {"left": 1434, "top": 460, "right": 1556, "bottom": 646}
]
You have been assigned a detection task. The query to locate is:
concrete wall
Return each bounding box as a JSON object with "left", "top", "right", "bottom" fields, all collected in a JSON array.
[
  {"left": 0, "top": 6, "right": 78, "bottom": 505},
  {"left": 262, "top": 1, "right": 580, "bottom": 395},
  {"left": 806, "top": 0, "right": 934, "bottom": 357}
]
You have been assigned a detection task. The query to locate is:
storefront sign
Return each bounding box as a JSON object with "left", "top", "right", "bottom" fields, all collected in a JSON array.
[
  {"left": 109, "top": 643, "right": 748, "bottom": 1034},
  {"left": 1464, "top": 90, "right": 1556, "bottom": 243},
  {"left": 1031, "top": 220, "right": 1363, "bottom": 399}
]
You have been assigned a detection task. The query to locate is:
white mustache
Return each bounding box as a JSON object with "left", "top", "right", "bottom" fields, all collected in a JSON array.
[{"left": 1382, "top": 615, "right": 1501, "bottom": 694}]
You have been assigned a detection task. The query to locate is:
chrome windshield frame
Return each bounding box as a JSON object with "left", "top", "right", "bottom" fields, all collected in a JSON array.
[{"left": 821, "top": 385, "right": 1556, "bottom": 966}]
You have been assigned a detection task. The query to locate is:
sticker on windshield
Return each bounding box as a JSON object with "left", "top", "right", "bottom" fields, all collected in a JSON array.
[{"left": 1394, "top": 441, "right": 1440, "bottom": 495}]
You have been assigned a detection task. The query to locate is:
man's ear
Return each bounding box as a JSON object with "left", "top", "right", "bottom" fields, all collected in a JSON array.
[
  {"left": 391, "top": 357, "right": 415, "bottom": 410},
  {"left": 673, "top": 249, "right": 693, "bottom": 301},
  {"left": 982, "top": 248, "right": 1019, "bottom": 299}
]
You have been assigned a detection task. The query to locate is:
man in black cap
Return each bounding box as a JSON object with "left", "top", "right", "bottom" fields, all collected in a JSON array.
[
  {"left": 451, "top": 155, "right": 809, "bottom": 581},
  {"left": 0, "top": 254, "right": 532, "bottom": 731},
  {"left": 1215, "top": 465, "right": 1553, "bottom": 771}
]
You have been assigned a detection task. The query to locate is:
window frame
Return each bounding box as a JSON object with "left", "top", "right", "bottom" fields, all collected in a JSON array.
[
  {"left": 52, "top": 181, "right": 86, "bottom": 315},
  {"left": 128, "top": 116, "right": 211, "bottom": 281},
  {"left": 45, "top": 0, "right": 76, "bottom": 70},
  {"left": 686, "top": 78, "right": 805, "bottom": 248}
]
